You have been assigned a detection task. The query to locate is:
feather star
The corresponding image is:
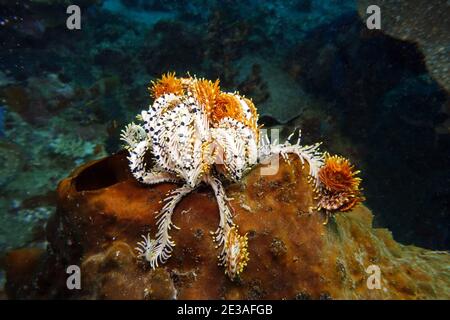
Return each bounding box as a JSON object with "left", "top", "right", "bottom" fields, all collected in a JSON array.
[{"left": 121, "top": 73, "right": 363, "bottom": 280}]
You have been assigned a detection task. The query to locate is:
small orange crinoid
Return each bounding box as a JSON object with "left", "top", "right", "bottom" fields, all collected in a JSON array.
[
  {"left": 149, "top": 72, "right": 184, "bottom": 98},
  {"left": 318, "top": 154, "right": 364, "bottom": 212},
  {"left": 319, "top": 154, "right": 361, "bottom": 192}
]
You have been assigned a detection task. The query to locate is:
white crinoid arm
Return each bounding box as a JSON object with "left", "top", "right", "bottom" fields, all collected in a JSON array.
[
  {"left": 211, "top": 117, "right": 258, "bottom": 181},
  {"left": 126, "top": 139, "right": 180, "bottom": 185},
  {"left": 136, "top": 232, "right": 158, "bottom": 262},
  {"left": 122, "top": 112, "right": 180, "bottom": 185},
  {"left": 258, "top": 129, "right": 324, "bottom": 188},
  {"left": 148, "top": 184, "right": 195, "bottom": 268},
  {"left": 205, "top": 176, "right": 234, "bottom": 263},
  {"left": 120, "top": 122, "right": 147, "bottom": 151},
  {"left": 148, "top": 95, "right": 211, "bottom": 187}
]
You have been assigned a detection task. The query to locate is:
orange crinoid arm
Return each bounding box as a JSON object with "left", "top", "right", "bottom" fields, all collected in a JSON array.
[
  {"left": 193, "top": 78, "right": 221, "bottom": 115},
  {"left": 149, "top": 72, "right": 184, "bottom": 98}
]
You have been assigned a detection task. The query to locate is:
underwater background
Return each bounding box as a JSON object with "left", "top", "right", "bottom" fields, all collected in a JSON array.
[{"left": 0, "top": 0, "right": 448, "bottom": 294}]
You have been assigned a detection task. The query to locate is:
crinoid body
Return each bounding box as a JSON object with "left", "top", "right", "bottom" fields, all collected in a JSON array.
[{"left": 121, "top": 73, "right": 364, "bottom": 279}]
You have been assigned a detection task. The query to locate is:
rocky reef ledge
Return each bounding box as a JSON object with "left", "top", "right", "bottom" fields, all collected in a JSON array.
[{"left": 4, "top": 152, "right": 449, "bottom": 299}]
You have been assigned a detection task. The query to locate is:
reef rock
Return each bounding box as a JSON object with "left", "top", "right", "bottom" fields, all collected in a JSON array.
[
  {"left": 5, "top": 152, "right": 450, "bottom": 299},
  {"left": 357, "top": 0, "right": 450, "bottom": 92}
]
